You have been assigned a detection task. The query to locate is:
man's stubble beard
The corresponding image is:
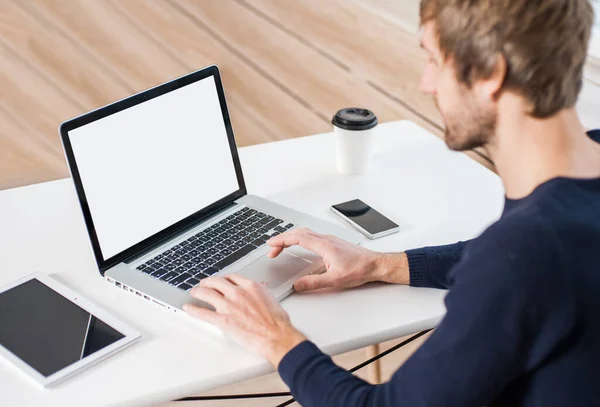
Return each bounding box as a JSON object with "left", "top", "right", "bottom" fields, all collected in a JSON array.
[{"left": 436, "top": 93, "right": 497, "bottom": 152}]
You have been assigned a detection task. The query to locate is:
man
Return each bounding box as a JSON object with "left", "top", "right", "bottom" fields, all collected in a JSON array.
[{"left": 184, "top": 0, "right": 600, "bottom": 405}]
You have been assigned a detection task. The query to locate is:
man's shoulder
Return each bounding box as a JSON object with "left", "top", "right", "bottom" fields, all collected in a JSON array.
[
  {"left": 460, "top": 214, "right": 564, "bottom": 283},
  {"left": 484, "top": 178, "right": 600, "bottom": 254},
  {"left": 473, "top": 213, "right": 558, "bottom": 254}
]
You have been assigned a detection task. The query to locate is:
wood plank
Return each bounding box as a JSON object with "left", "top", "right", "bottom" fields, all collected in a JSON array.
[
  {"left": 234, "top": 0, "right": 498, "bottom": 170},
  {"left": 175, "top": 0, "right": 494, "bottom": 170},
  {"left": 109, "top": 0, "right": 323, "bottom": 145},
  {"left": 25, "top": 0, "right": 304, "bottom": 146},
  {"left": 353, "top": 0, "right": 421, "bottom": 33},
  {"left": 26, "top": 0, "right": 188, "bottom": 93},
  {"left": 242, "top": 0, "right": 593, "bottom": 169},
  {"left": 178, "top": 0, "right": 408, "bottom": 125},
  {"left": 243, "top": 0, "right": 443, "bottom": 129},
  {"left": 0, "top": 42, "right": 79, "bottom": 159},
  {"left": 1, "top": 0, "right": 132, "bottom": 111},
  {"left": 0, "top": 108, "right": 67, "bottom": 190},
  {"left": 226, "top": 93, "right": 281, "bottom": 146}
]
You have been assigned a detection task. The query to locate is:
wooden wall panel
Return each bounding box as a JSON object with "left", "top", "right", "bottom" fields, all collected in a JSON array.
[
  {"left": 1, "top": 1, "right": 130, "bottom": 112},
  {"left": 110, "top": 0, "right": 326, "bottom": 145},
  {"left": 179, "top": 0, "right": 405, "bottom": 124},
  {"left": 246, "top": 0, "right": 442, "bottom": 129},
  {"left": 1, "top": 42, "right": 77, "bottom": 161},
  {"left": 1, "top": 0, "right": 596, "bottom": 187},
  {"left": 0, "top": 108, "right": 66, "bottom": 190}
]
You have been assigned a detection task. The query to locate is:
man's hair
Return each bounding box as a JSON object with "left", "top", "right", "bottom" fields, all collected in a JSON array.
[{"left": 420, "top": 0, "right": 594, "bottom": 118}]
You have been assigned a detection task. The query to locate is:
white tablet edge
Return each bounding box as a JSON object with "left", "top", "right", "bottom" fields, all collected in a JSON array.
[{"left": 0, "top": 272, "right": 141, "bottom": 388}]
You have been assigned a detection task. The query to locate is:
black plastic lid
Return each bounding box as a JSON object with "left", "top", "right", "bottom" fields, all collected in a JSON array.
[{"left": 332, "top": 108, "right": 378, "bottom": 131}]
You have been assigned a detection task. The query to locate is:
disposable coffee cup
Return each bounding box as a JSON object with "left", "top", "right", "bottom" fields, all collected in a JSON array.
[{"left": 332, "top": 108, "right": 378, "bottom": 175}]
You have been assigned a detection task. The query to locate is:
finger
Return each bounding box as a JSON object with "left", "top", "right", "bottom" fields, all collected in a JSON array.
[
  {"left": 267, "top": 229, "right": 328, "bottom": 257},
  {"left": 199, "top": 276, "right": 237, "bottom": 297},
  {"left": 294, "top": 273, "right": 337, "bottom": 292},
  {"left": 189, "top": 286, "right": 228, "bottom": 310},
  {"left": 267, "top": 246, "right": 284, "bottom": 258},
  {"left": 267, "top": 228, "right": 319, "bottom": 248},
  {"left": 224, "top": 274, "right": 255, "bottom": 289},
  {"left": 183, "top": 303, "right": 227, "bottom": 329},
  {"left": 226, "top": 275, "right": 272, "bottom": 301}
]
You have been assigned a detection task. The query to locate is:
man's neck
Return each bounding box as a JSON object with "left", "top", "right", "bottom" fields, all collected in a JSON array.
[{"left": 484, "top": 95, "right": 600, "bottom": 200}]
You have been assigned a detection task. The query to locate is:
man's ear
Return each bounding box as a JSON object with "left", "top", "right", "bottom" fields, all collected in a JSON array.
[{"left": 483, "top": 53, "right": 507, "bottom": 101}]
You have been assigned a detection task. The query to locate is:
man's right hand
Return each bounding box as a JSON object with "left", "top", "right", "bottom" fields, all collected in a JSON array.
[{"left": 266, "top": 228, "right": 410, "bottom": 292}]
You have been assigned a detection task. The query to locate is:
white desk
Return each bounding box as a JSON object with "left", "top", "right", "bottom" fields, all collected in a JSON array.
[{"left": 0, "top": 121, "right": 504, "bottom": 406}]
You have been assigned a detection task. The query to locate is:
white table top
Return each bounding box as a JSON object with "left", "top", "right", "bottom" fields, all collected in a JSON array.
[{"left": 0, "top": 120, "right": 505, "bottom": 406}]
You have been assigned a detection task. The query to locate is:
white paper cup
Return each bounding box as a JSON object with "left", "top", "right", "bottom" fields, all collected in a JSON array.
[{"left": 332, "top": 108, "right": 378, "bottom": 175}]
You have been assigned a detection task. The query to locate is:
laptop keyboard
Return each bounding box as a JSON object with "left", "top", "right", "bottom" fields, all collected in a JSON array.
[{"left": 135, "top": 207, "right": 294, "bottom": 291}]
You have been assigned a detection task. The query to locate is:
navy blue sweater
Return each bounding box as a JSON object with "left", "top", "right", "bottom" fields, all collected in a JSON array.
[{"left": 278, "top": 130, "right": 600, "bottom": 406}]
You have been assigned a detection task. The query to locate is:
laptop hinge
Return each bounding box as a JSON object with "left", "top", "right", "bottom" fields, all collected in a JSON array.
[{"left": 121, "top": 200, "right": 238, "bottom": 265}]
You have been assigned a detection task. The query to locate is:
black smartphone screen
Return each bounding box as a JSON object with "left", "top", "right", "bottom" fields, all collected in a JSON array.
[{"left": 332, "top": 199, "right": 399, "bottom": 235}]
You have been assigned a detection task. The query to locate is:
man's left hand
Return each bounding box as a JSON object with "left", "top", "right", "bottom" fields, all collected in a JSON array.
[{"left": 184, "top": 275, "right": 306, "bottom": 368}]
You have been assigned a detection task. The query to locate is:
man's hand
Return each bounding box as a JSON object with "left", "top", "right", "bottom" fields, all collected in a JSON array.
[
  {"left": 267, "top": 228, "right": 410, "bottom": 291},
  {"left": 184, "top": 274, "right": 306, "bottom": 368}
]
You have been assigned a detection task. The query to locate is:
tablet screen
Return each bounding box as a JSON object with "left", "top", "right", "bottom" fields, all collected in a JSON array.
[{"left": 0, "top": 279, "right": 124, "bottom": 377}]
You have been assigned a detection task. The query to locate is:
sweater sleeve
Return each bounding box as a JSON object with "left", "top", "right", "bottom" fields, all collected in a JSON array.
[
  {"left": 278, "top": 222, "right": 575, "bottom": 407},
  {"left": 405, "top": 241, "right": 467, "bottom": 289}
]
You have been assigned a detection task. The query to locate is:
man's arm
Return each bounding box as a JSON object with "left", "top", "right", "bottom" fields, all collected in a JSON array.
[
  {"left": 278, "top": 227, "right": 574, "bottom": 407},
  {"left": 265, "top": 228, "right": 469, "bottom": 292}
]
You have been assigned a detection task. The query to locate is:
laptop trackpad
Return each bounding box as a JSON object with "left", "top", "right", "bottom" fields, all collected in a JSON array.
[{"left": 240, "top": 253, "right": 311, "bottom": 289}]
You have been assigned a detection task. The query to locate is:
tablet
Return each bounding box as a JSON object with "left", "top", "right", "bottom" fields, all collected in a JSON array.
[{"left": 0, "top": 273, "right": 141, "bottom": 387}]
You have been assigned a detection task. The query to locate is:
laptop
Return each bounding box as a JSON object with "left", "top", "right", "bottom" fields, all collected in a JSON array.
[{"left": 60, "top": 65, "right": 362, "bottom": 315}]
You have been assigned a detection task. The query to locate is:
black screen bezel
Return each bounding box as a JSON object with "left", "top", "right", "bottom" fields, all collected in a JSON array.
[{"left": 60, "top": 65, "right": 247, "bottom": 274}]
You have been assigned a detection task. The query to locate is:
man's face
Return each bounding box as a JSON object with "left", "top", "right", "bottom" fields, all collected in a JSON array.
[{"left": 419, "top": 23, "right": 497, "bottom": 151}]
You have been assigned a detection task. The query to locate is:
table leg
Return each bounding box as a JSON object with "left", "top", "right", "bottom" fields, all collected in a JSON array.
[{"left": 366, "top": 344, "right": 382, "bottom": 384}]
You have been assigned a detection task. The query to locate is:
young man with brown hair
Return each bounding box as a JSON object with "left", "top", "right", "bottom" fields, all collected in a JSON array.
[{"left": 184, "top": 0, "right": 600, "bottom": 405}]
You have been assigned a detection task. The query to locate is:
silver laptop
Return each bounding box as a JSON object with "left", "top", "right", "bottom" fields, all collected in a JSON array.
[{"left": 60, "top": 65, "right": 362, "bottom": 314}]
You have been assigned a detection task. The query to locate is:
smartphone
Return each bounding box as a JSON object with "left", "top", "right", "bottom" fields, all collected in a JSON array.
[{"left": 330, "top": 199, "right": 400, "bottom": 239}]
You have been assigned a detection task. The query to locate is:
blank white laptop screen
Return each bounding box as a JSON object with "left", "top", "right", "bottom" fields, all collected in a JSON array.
[{"left": 68, "top": 76, "right": 239, "bottom": 260}]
